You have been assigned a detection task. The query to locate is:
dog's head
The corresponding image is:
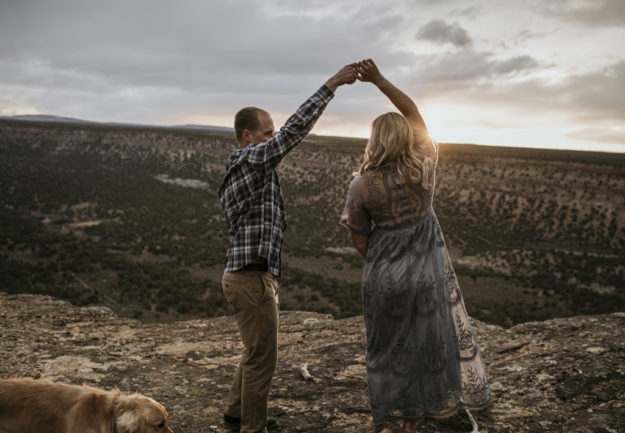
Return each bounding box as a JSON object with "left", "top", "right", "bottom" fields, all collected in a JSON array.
[{"left": 114, "top": 393, "right": 174, "bottom": 433}]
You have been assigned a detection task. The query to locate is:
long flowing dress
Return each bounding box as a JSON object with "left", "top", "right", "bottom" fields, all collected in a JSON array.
[{"left": 340, "top": 142, "right": 492, "bottom": 424}]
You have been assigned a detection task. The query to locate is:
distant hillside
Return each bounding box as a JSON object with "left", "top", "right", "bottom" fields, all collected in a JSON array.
[
  {"left": 1, "top": 114, "right": 234, "bottom": 132},
  {"left": 1, "top": 118, "right": 624, "bottom": 326},
  {"left": 3, "top": 114, "right": 93, "bottom": 124},
  {"left": 172, "top": 124, "right": 234, "bottom": 132}
]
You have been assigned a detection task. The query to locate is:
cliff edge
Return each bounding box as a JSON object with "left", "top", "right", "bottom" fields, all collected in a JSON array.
[{"left": 1, "top": 292, "right": 623, "bottom": 432}]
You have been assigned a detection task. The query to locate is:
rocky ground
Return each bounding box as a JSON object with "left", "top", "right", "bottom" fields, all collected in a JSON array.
[{"left": 1, "top": 292, "right": 624, "bottom": 432}]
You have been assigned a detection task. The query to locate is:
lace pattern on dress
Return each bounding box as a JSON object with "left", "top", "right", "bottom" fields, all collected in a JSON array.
[{"left": 342, "top": 142, "right": 491, "bottom": 423}]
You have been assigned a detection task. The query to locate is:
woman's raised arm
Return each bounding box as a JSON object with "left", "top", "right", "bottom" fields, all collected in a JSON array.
[{"left": 356, "top": 59, "right": 428, "bottom": 135}]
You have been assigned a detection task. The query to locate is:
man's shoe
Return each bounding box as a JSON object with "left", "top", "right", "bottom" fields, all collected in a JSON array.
[{"left": 223, "top": 414, "right": 278, "bottom": 431}]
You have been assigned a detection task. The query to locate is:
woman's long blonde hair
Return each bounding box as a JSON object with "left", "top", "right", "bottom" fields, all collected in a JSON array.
[{"left": 358, "top": 112, "right": 434, "bottom": 189}]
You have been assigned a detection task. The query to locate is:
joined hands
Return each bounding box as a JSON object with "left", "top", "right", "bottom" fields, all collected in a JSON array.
[{"left": 325, "top": 59, "right": 386, "bottom": 92}]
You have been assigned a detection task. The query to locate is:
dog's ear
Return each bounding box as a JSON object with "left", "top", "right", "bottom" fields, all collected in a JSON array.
[{"left": 114, "top": 395, "right": 141, "bottom": 433}]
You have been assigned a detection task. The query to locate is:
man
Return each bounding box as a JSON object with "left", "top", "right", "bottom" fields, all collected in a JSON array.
[{"left": 218, "top": 64, "right": 357, "bottom": 433}]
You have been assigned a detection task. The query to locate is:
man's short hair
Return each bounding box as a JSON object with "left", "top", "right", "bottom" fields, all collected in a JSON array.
[{"left": 234, "top": 107, "right": 268, "bottom": 143}]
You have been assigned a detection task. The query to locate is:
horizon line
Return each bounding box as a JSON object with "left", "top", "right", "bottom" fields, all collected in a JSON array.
[{"left": 2, "top": 113, "right": 623, "bottom": 155}]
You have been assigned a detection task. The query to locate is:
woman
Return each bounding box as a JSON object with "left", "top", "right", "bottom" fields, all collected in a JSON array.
[{"left": 341, "top": 59, "right": 492, "bottom": 433}]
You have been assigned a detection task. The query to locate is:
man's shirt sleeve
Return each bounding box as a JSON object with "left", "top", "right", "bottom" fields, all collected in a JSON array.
[{"left": 245, "top": 85, "right": 334, "bottom": 172}]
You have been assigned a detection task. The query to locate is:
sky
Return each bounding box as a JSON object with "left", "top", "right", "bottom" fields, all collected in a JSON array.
[{"left": 1, "top": 0, "right": 624, "bottom": 153}]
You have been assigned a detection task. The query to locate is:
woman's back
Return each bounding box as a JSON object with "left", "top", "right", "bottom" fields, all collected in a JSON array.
[{"left": 342, "top": 142, "right": 438, "bottom": 233}]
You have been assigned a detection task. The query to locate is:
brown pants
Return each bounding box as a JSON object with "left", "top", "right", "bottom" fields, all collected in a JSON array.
[{"left": 222, "top": 271, "right": 279, "bottom": 433}]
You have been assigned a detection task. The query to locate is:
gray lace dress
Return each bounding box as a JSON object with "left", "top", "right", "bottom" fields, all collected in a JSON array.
[{"left": 340, "top": 144, "right": 492, "bottom": 424}]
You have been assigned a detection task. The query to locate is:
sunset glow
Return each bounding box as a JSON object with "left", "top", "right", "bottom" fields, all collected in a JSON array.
[{"left": 1, "top": 0, "right": 623, "bottom": 153}]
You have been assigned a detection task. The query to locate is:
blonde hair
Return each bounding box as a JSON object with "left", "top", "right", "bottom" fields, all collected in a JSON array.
[{"left": 358, "top": 112, "right": 434, "bottom": 189}]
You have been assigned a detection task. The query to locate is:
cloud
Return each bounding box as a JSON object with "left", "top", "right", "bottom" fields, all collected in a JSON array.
[
  {"left": 0, "top": 0, "right": 417, "bottom": 125},
  {"left": 559, "top": 60, "right": 625, "bottom": 122},
  {"left": 544, "top": 0, "right": 625, "bottom": 26},
  {"left": 474, "top": 60, "right": 625, "bottom": 124},
  {"left": 568, "top": 126, "right": 625, "bottom": 144},
  {"left": 491, "top": 56, "right": 539, "bottom": 75},
  {"left": 416, "top": 20, "right": 472, "bottom": 47},
  {"left": 402, "top": 50, "right": 540, "bottom": 95},
  {"left": 451, "top": 5, "right": 481, "bottom": 19},
  {"left": 444, "top": 60, "right": 625, "bottom": 130},
  {"left": 0, "top": 0, "right": 623, "bottom": 151},
  {"left": 0, "top": 0, "right": 409, "bottom": 95}
]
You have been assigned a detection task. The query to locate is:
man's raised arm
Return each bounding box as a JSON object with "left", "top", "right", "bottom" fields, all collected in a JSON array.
[{"left": 246, "top": 64, "right": 357, "bottom": 171}]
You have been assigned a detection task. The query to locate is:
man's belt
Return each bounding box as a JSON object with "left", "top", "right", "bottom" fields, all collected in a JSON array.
[{"left": 241, "top": 262, "right": 268, "bottom": 272}]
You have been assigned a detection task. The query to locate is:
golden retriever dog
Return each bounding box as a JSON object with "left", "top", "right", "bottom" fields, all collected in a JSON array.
[{"left": 0, "top": 378, "right": 174, "bottom": 433}]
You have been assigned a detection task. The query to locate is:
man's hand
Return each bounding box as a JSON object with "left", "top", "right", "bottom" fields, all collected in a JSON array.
[
  {"left": 356, "top": 59, "right": 383, "bottom": 85},
  {"left": 325, "top": 64, "right": 357, "bottom": 92}
]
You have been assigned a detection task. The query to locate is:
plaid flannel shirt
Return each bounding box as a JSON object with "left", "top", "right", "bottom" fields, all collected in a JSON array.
[{"left": 218, "top": 85, "right": 334, "bottom": 277}]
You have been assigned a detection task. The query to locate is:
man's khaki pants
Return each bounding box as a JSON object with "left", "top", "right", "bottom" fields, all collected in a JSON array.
[{"left": 222, "top": 271, "right": 279, "bottom": 433}]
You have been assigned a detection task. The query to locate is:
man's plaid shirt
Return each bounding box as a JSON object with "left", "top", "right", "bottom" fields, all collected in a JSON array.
[{"left": 218, "top": 85, "right": 334, "bottom": 277}]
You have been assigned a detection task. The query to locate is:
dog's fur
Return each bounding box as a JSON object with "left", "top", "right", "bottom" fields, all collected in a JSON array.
[{"left": 0, "top": 378, "right": 174, "bottom": 433}]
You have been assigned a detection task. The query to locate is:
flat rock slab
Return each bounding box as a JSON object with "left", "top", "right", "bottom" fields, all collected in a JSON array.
[{"left": 1, "top": 293, "right": 624, "bottom": 432}]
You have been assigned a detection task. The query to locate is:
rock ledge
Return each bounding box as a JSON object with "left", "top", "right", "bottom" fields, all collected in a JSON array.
[{"left": 1, "top": 293, "right": 624, "bottom": 432}]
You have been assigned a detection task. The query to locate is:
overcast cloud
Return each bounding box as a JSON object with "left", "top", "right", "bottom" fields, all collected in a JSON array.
[
  {"left": 1, "top": 0, "right": 624, "bottom": 152},
  {"left": 416, "top": 20, "right": 473, "bottom": 47}
]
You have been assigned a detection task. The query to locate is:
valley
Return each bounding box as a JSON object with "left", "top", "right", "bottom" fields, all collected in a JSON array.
[{"left": 1, "top": 119, "right": 624, "bottom": 327}]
